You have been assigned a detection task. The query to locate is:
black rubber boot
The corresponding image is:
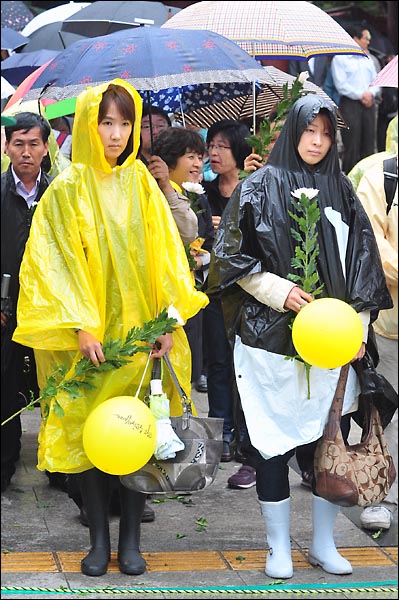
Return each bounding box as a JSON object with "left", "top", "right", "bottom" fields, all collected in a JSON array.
[
  {"left": 117, "top": 481, "right": 146, "bottom": 575},
  {"left": 78, "top": 468, "right": 111, "bottom": 577}
]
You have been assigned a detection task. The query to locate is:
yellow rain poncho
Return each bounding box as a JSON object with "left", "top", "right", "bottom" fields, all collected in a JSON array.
[{"left": 13, "top": 79, "right": 209, "bottom": 474}]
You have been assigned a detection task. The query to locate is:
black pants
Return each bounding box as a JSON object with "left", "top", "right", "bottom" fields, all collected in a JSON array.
[
  {"left": 1, "top": 327, "right": 38, "bottom": 482},
  {"left": 338, "top": 96, "right": 377, "bottom": 174}
]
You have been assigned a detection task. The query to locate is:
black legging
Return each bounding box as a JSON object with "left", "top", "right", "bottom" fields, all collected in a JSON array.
[{"left": 256, "top": 449, "right": 296, "bottom": 502}]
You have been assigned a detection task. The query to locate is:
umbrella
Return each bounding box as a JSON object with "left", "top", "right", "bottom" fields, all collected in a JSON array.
[
  {"left": 1, "top": 49, "right": 59, "bottom": 86},
  {"left": 162, "top": 1, "right": 366, "bottom": 60},
  {"left": 4, "top": 61, "right": 56, "bottom": 109},
  {"left": 21, "top": 3, "right": 91, "bottom": 37},
  {"left": 20, "top": 22, "right": 86, "bottom": 53},
  {"left": 1, "top": 77, "right": 15, "bottom": 100},
  {"left": 174, "top": 66, "right": 346, "bottom": 129},
  {"left": 371, "top": 55, "right": 398, "bottom": 88},
  {"left": 1, "top": 27, "right": 28, "bottom": 51},
  {"left": 61, "top": 0, "right": 181, "bottom": 37},
  {"left": 20, "top": 27, "right": 272, "bottom": 105},
  {"left": 1, "top": 1, "right": 34, "bottom": 32}
]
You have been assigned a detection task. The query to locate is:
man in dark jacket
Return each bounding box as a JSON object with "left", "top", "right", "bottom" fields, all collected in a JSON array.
[{"left": 1, "top": 112, "right": 51, "bottom": 492}]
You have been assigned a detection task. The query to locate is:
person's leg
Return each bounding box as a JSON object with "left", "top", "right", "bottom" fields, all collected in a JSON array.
[
  {"left": 203, "top": 298, "right": 235, "bottom": 459},
  {"left": 1, "top": 337, "right": 23, "bottom": 491},
  {"left": 338, "top": 97, "right": 362, "bottom": 174},
  {"left": 78, "top": 468, "right": 111, "bottom": 576},
  {"left": 228, "top": 412, "right": 257, "bottom": 488},
  {"left": 360, "top": 104, "right": 378, "bottom": 161},
  {"left": 117, "top": 480, "right": 146, "bottom": 575},
  {"left": 309, "top": 495, "right": 352, "bottom": 574},
  {"left": 360, "top": 334, "right": 397, "bottom": 530},
  {"left": 184, "top": 312, "right": 203, "bottom": 385},
  {"left": 257, "top": 450, "right": 295, "bottom": 579},
  {"left": 296, "top": 440, "right": 318, "bottom": 488}
]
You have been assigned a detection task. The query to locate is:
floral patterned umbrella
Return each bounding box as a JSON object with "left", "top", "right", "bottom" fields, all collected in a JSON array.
[
  {"left": 1, "top": 1, "right": 34, "bottom": 32},
  {"left": 19, "top": 27, "right": 272, "bottom": 104},
  {"left": 174, "top": 67, "right": 346, "bottom": 129}
]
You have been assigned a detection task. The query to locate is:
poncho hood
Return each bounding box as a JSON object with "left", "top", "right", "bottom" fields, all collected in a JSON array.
[{"left": 72, "top": 78, "right": 141, "bottom": 173}]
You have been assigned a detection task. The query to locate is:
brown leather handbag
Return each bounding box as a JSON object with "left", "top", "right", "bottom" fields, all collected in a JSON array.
[{"left": 314, "top": 363, "right": 396, "bottom": 508}]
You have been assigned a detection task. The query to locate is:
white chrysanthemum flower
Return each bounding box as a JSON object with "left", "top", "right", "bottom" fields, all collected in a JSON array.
[
  {"left": 292, "top": 188, "right": 319, "bottom": 200},
  {"left": 167, "top": 304, "right": 184, "bottom": 326},
  {"left": 181, "top": 181, "right": 205, "bottom": 195},
  {"left": 298, "top": 71, "right": 310, "bottom": 84}
]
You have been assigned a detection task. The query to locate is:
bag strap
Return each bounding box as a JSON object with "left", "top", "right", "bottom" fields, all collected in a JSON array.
[
  {"left": 383, "top": 157, "right": 398, "bottom": 215},
  {"left": 162, "top": 354, "right": 193, "bottom": 428},
  {"left": 323, "top": 363, "right": 350, "bottom": 441}
]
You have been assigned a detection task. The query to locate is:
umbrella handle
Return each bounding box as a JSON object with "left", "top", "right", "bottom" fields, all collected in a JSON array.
[{"left": 146, "top": 90, "right": 154, "bottom": 155}]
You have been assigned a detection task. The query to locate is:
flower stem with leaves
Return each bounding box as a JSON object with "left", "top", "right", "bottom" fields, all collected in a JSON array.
[
  {"left": 1, "top": 309, "right": 178, "bottom": 426},
  {"left": 239, "top": 74, "right": 308, "bottom": 180},
  {"left": 287, "top": 188, "right": 324, "bottom": 398}
]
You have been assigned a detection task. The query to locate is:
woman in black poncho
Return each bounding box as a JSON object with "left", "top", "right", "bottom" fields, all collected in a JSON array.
[{"left": 207, "top": 95, "right": 392, "bottom": 579}]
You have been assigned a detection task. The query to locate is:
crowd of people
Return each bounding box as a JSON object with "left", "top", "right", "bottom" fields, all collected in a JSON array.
[{"left": 1, "top": 20, "right": 397, "bottom": 580}]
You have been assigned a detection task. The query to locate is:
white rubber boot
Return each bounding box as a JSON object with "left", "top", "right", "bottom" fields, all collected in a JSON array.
[
  {"left": 259, "top": 498, "right": 293, "bottom": 579},
  {"left": 309, "top": 495, "right": 353, "bottom": 575}
]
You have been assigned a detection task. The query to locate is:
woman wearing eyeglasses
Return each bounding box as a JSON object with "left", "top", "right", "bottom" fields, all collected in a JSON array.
[{"left": 202, "top": 120, "right": 256, "bottom": 481}]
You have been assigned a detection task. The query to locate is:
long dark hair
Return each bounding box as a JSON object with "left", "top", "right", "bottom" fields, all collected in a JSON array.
[{"left": 98, "top": 84, "right": 135, "bottom": 165}]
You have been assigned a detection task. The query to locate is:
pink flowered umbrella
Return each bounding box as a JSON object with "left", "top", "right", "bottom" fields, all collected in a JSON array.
[
  {"left": 371, "top": 55, "right": 398, "bottom": 88},
  {"left": 1, "top": 1, "right": 34, "bottom": 32}
]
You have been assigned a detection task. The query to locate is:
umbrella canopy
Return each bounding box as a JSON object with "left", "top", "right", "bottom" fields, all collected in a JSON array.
[
  {"left": 61, "top": 0, "right": 181, "bottom": 37},
  {"left": 1, "top": 76, "right": 16, "bottom": 100},
  {"left": 20, "top": 21, "right": 87, "bottom": 53},
  {"left": 4, "top": 61, "right": 55, "bottom": 109},
  {"left": 162, "top": 1, "right": 366, "bottom": 60},
  {"left": 139, "top": 82, "right": 257, "bottom": 116},
  {"left": 371, "top": 55, "right": 398, "bottom": 88},
  {"left": 1, "top": 49, "right": 59, "bottom": 86},
  {"left": 1, "top": 26, "right": 28, "bottom": 51},
  {"left": 20, "top": 27, "right": 272, "bottom": 104},
  {"left": 174, "top": 66, "right": 346, "bottom": 129},
  {"left": 21, "top": 2, "right": 91, "bottom": 37},
  {"left": 1, "top": 1, "right": 34, "bottom": 32}
]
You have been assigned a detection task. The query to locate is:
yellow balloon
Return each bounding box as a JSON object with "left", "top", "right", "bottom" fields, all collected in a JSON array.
[
  {"left": 292, "top": 298, "right": 363, "bottom": 369},
  {"left": 83, "top": 396, "right": 156, "bottom": 475}
]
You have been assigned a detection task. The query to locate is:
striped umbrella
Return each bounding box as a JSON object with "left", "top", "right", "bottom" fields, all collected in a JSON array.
[
  {"left": 162, "top": 1, "right": 366, "bottom": 60},
  {"left": 175, "top": 67, "right": 346, "bottom": 129},
  {"left": 371, "top": 55, "right": 398, "bottom": 88}
]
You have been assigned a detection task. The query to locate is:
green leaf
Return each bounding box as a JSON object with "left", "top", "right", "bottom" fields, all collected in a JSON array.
[
  {"left": 1, "top": 311, "right": 178, "bottom": 426},
  {"left": 195, "top": 517, "right": 208, "bottom": 532},
  {"left": 371, "top": 528, "right": 383, "bottom": 539}
]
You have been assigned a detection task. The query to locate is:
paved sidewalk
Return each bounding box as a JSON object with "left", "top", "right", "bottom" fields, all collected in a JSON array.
[{"left": 1, "top": 389, "right": 397, "bottom": 599}]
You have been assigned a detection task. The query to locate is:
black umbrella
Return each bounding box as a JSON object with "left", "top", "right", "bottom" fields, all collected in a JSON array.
[
  {"left": 1, "top": 0, "right": 34, "bottom": 32},
  {"left": 20, "top": 22, "right": 86, "bottom": 53},
  {"left": 1, "top": 26, "right": 28, "bottom": 51},
  {"left": 61, "top": 0, "right": 181, "bottom": 37}
]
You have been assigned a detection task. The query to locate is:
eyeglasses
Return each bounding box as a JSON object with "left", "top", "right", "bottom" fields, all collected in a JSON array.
[
  {"left": 207, "top": 143, "right": 232, "bottom": 152},
  {"left": 141, "top": 124, "right": 169, "bottom": 132}
]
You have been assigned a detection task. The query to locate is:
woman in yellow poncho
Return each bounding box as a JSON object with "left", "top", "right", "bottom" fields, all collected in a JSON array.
[{"left": 13, "top": 79, "right": 208, "bottom": 577}]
